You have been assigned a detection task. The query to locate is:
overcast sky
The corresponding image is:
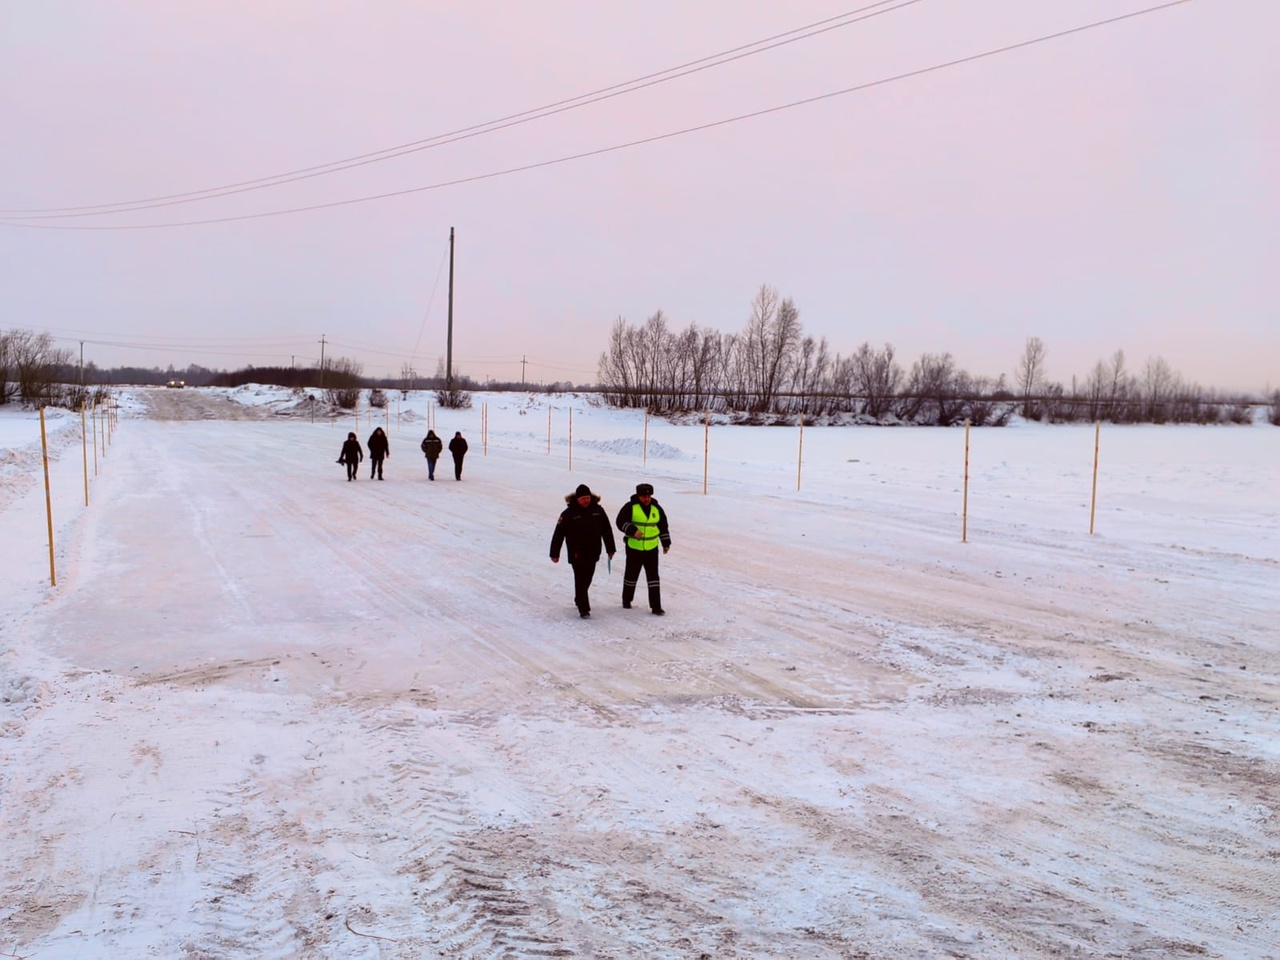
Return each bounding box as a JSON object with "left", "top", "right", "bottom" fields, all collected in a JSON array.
[{"left": 2, "top": 0, "right": 1276, "bottom": 391}]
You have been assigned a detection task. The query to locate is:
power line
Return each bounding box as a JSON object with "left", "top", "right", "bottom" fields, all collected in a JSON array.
[
  {"left": 0, "top": 0, "right": 1196, "bottom": 233},
  {"left": 0, "top": 0, "right": 922, "bottom": 218}
]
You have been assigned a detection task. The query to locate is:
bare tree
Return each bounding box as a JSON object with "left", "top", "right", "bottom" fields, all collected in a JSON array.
[
  {"left": 1108, "top": 350, "right": 1134, "bottom": 422},
  {"left": 852, "top": 342, "right": 901, "bottom": 420},
  {"left": 1141, "top": 355, "right": 1179, "bottom": 423},
  {"left": 1016, "top": 336, "right": 1047, "bottom": 420},
  {"left": 434, "top": 358, "right": 472, "bottom": 409},
  {"left": 320, "top": 356, "right": 363, "bottom": 409},
  {"left": 0, "top": 330, "right": 13, "bottom": 405},
  {"left": 902, "top": 352, "right": 966, "bottom": 425},
  {"left": 790, "top": 335, "right": 831, "bottom": 417},
  {"left": 6, "top": 329, "right": 73, "bottom": 406}
]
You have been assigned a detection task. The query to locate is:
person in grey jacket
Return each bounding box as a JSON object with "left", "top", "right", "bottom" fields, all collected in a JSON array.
[{"left": 420, "top": 429, "right": 444, "bottom": 480}]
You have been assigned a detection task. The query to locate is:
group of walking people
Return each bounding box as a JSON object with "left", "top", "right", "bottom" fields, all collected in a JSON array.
[
  {"left": 337, "top": 428, "right": 468, "bottom": 482},
  {"left": 338, "top": 430, "right": 675, "bottom": 618},
  {"left": 549, "top": 481, "right": 672, "bottom": 619}
]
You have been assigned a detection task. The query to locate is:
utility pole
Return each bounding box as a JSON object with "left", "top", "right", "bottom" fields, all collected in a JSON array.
[
  {"left": 521, "top": 355, "right": 527, "bottom": 388},
  {"left": 446, "top": 227, "right": 455, "bottom": 393},
  {"left": 79, "top": 341, "right": 84, "bottom": 386},
  {"left": 319, "top": 335, "right": 327, "bottom": 390}
]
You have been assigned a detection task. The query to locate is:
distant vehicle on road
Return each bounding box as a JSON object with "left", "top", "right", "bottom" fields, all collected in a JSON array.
[{"left": 166, "top": 380, "right": 185, "bottom": 389}]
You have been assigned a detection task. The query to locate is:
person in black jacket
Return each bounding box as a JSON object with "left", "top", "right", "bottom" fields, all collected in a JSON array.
[
  {"left": 338, "top": 432, "right": 362, "bottom": 482},
  {"left": 420, "top": 429, "right": 443, "bottom": 480},
  {"left": 615, "top": 482, "right": 672, "bottom": 615},
  {"left": 447, "top": 431, "right": 468, "bottom": 480},
  {"left": 367, "top": 427, "right": 390, "bottom": 480},
  {"left": 550, "top": 483, "right": 617, "bottom": 618}
]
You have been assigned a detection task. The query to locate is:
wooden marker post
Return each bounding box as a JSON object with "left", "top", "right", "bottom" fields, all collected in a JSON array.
[
  {"left": 1090, "top": 421, "right": 1101, "bottom": 535},
  {"left": 91, "top": 402, "right": 99, "bottom": 474},
  {"left": 797, "top": 414, "right": 805, "bottom": 491},
  {"left": 40, "top": 409, "right": 56, "bottom": 586},
  {"left": 643, "top": 409, "right": 649, "bottom": 468},
  {"left": 703, "top": 409, "right": 710, "bottom": 495},
  {"left": 81, "top": 404, "right": 89, "bottom": 506},
  {"left": 962, "top": 418, "right": 971, "bottom": 543},
  {"left": 568, "top": 407, "right": 573, "bottom": 471},
  {"left": 547, "top": 406, "right": 552, "bottom": 455}
]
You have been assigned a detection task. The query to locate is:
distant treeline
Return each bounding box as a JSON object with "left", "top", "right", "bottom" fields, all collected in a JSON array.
[
  {"left": 4, "top": 320, "right": 1277, "bottom": 426},
  {"left": 596, "top": 286, "right": 1280, "bottom": 426}
]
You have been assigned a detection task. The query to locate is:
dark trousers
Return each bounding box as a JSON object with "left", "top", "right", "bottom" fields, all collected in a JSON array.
[
  {"left": 621, "top": 548, "right": 661, "bottom": 611},
  {"left": 346, "top": 460, "right": 359, "bottom": 480},
  {"left": 426, "top": 457, "right": 437, "bottom": 479},
  {"left": 370, "top": 456, "right": 384, "bottom": 479},
  {"left": 571, "top": 557, "right": 598, "bottom": 614},
  {"left": 452, "top": 454, "right": 464, "bottom": 480}
]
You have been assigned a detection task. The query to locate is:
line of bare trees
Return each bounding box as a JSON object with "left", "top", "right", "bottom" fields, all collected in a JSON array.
[
  {"left": 597, "top": 288, "right": 1272, "bottom": 426},
  {"left": 0, "top": 328, "right": 107, "bottom": 409}
]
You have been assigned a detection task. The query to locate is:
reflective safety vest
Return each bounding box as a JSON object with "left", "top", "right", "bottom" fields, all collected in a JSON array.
[{"left": 626, "top": 502, "right": 662, "bottom": 551}]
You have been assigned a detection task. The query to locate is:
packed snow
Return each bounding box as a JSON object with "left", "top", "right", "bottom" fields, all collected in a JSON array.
[{"left": 1, "top": 386, "right": 1277, "bottom": 959}]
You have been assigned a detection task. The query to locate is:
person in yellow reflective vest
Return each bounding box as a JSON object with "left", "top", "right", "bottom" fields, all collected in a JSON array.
[{"left": 614, "top": 482, "right": 672, "bottom": 615}]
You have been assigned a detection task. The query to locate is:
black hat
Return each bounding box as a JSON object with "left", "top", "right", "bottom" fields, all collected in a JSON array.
[
  {"left": 636, "top": 482, "right": 654, "bottom": 496},
  {"left": 574, "top": 484, "right": 592, "bottom": 498}
]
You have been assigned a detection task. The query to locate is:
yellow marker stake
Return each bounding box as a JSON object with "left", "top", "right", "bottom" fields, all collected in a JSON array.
[
  {"left": 643, "top": 408, "right": 649, "bottom": 468},
  {"left": 797, "top": 414, "right": 805, "bottom": 492},
  {"left": 703, "top": 409, "right": 710, "bottom": 495},
  {"left": 40, "top": 408, "right": 56, "bottom": 587},
  {"left": 81, "top": 403, "right": 89, "bottom": 506},
  {"left": 1090, "top": 420, "right": 1101, "bottom": 535},
  {"left": 962, "top": 418, "right": 971, "bottom": 543}
]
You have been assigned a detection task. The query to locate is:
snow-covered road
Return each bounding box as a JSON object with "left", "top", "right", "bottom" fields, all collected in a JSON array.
[{"left": 1, "top": 388, "right": 1276, "bottom": 958}]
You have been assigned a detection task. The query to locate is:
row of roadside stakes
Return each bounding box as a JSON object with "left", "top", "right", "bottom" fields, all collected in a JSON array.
[
  {"left": 38, "top": 397, "right": 117, "bottom": 587},
  {"left": 330, "top": 400, "right": 1110, "bottom": 544},
  {"left": 33, "top": 398, "right": 1109, "bottom": 591}
]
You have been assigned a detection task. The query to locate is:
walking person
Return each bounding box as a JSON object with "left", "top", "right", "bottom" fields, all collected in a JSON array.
[
  {"left": 338, "top": 432, "right": 362, "bottom": 482},
  {"left": 550, "top": 484, "right": 617, "bottom": 618},
  {"left": 420, "top": 429, "right": 443, "bottom": 480},
  {"left": 448, "top": 431, "right": 468, "bottom": 481},
  {"left": 616, "top": 482, "right": 672, "bottom": 615},
  {"left": 367, "top": 426, "right": 390, "bottom": 480}
]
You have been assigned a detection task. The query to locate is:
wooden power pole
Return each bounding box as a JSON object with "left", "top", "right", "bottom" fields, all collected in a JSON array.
[{"left": 446, "top": 227, "right": 455, "bottom": 393}]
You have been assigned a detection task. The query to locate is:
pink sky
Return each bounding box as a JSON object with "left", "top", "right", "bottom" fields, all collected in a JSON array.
[{"left": 2, "top": 0, "right": 1277, "bottom": 391}]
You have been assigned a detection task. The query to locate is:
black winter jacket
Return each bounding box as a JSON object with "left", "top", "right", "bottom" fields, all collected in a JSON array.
[
  {"left": 367, "top": 430, "right": 390, "bottom": 460},
  {"left": 339, "top": 438, "right": 363, "bottom": 464},
  {"left": 550, "top": 493, "right": 617, "bottom": 564}
]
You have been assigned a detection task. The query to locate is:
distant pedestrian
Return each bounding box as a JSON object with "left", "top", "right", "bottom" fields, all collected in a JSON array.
[
  {"left": 550, "top": 483, "right": 617, "bottom": 618},
  {"left": 448, "top": 431, "right": 468, "bottom": 480},
  {"left": 616, "top": 482, "right": 672, "bottom": 615},
  {"left": 420, "top": 429, "right": 443, "bottom": 480},
  {"left": 338, "top": 432, "right": 362, "bottom": 482},
  {"left": 367, "top": 427, "right": 390, "bottom": 480}
]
